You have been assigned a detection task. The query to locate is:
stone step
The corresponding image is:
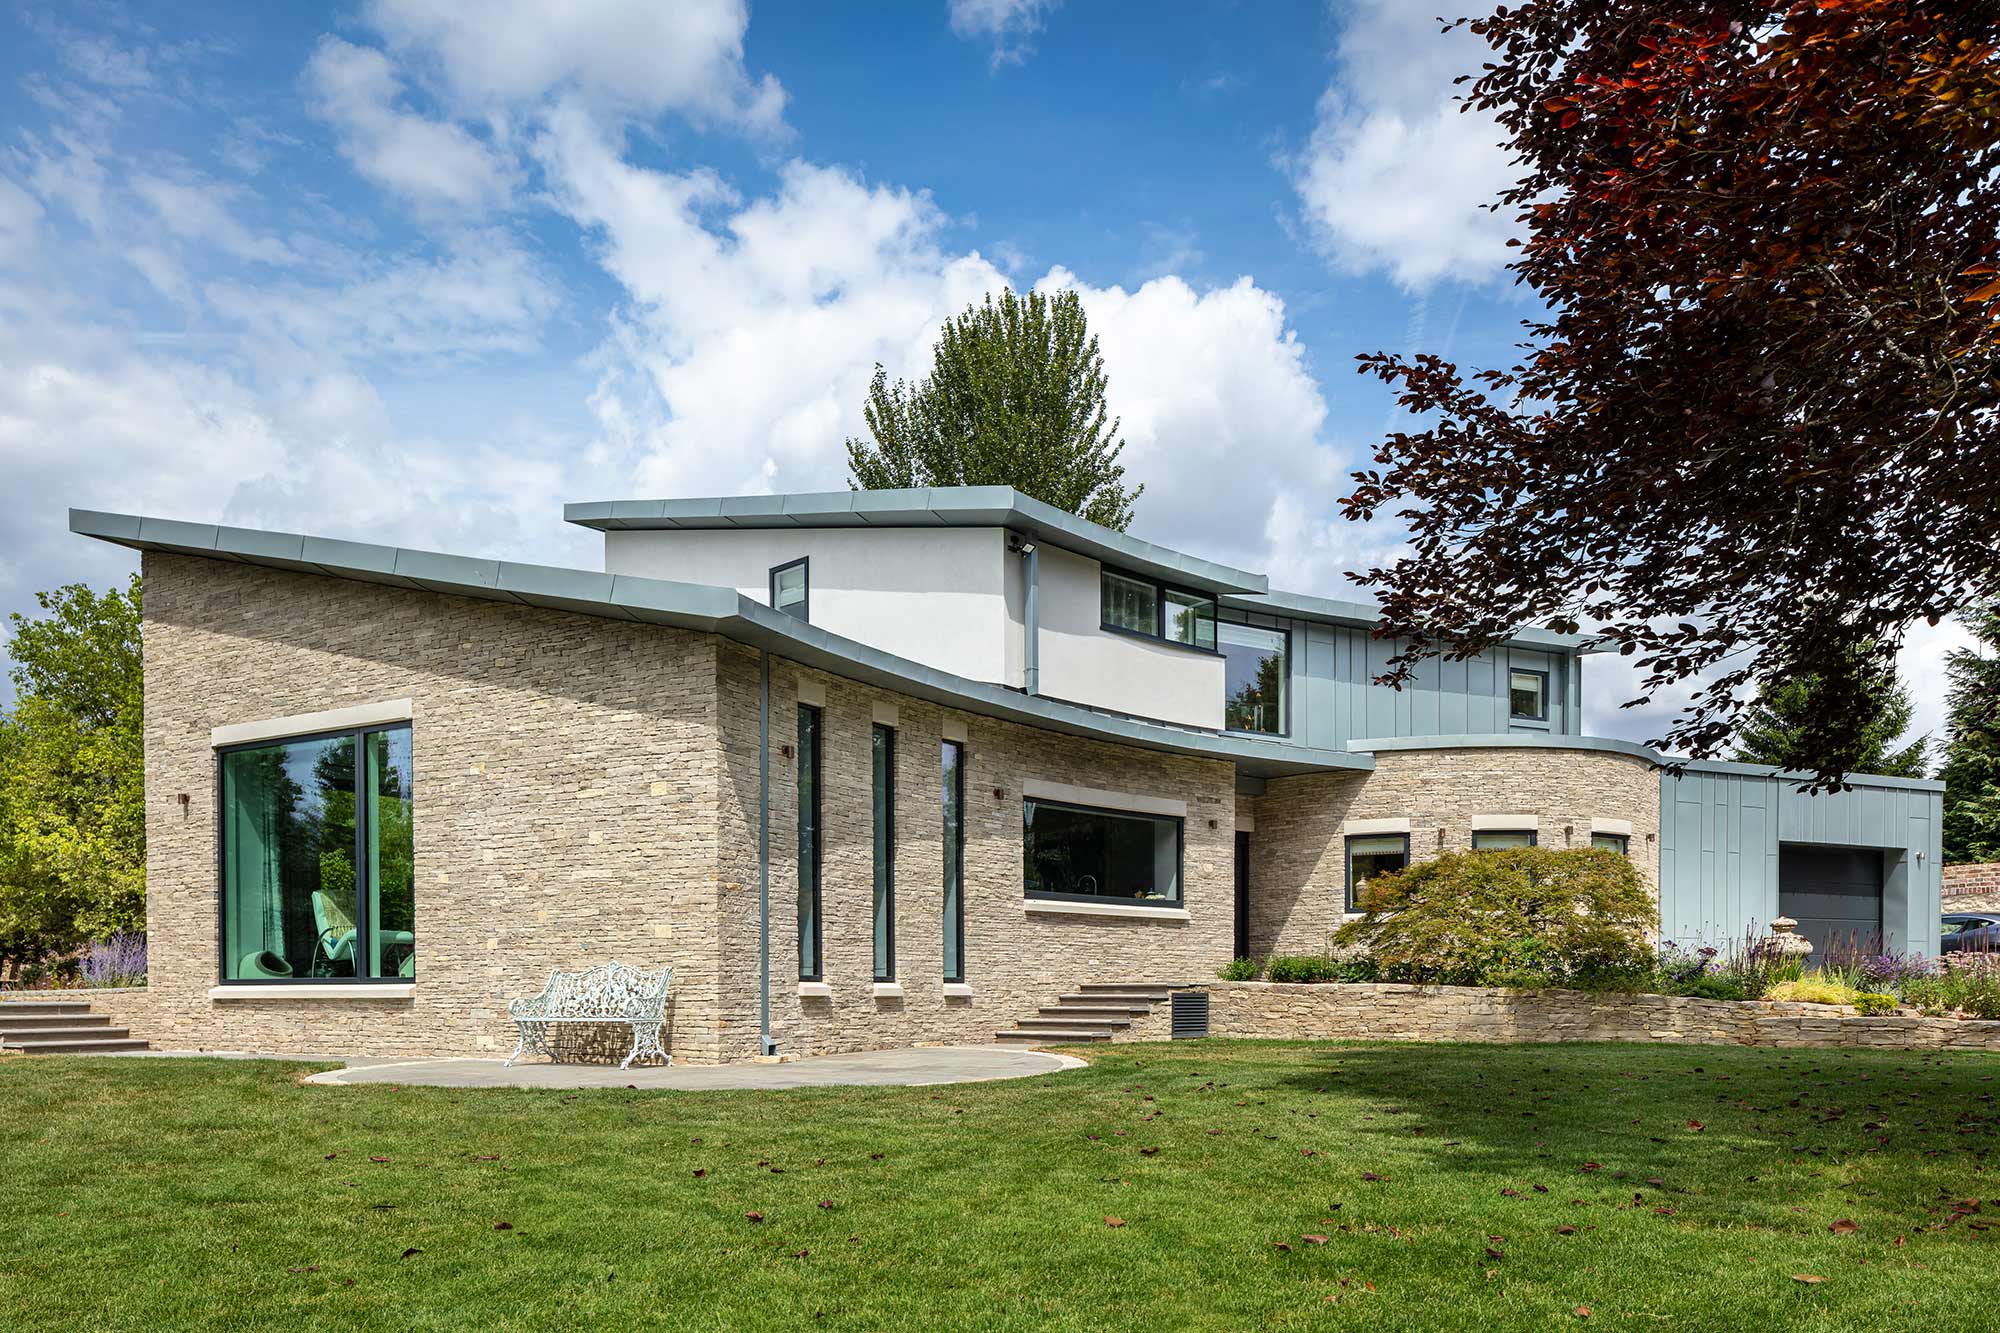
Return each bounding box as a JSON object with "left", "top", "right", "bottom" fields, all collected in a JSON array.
[
  {"left": 0, "top": 1000, "right": 92, "bottom": 1016},
  {"left": 1054, "top": 994, "right": 1154, "bottom": 1010},
  {"left": 995, "top": 1028, "right": 1113, "bottom": 1044},
  {"left": 2, "top": 1025, "right": 130, "bottom": 1043},
  {"left": 1015, "top": 1015, "right": 1130, "bottom": 1032},
  {"left": 1040, "top": 1005, "right": 1147, "bottom": 1020},
  {"left": 1, "top": 1036, "right": 149, "bottom": 1054},
  {"left": 0, "top": 1012, "right": 115, "bottom": 1032},
  {"left": 1075, "top": 986, "right": 1179, "bottom": 1002}
]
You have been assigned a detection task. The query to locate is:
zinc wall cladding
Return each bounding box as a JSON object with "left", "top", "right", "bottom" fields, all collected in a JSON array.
[
  {"left": 1658, "top": 767, "right": 1944, "bottom": 954},
  {"left": 138, "top": 552, "right": 733, "bottom": 1062},
  {"left": 1275, "top": 618, "right": 1583, "bottom": 751},
  {"left": 1245, "top": 746, "right": 1661, "bottom": 959},
  {"left": 713, "top": 641, "right": 1239, "bottom": 1061}
]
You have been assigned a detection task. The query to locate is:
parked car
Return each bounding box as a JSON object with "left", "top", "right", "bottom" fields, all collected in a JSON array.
[{"left": 1941, "top": 913, "right": 2000, "bottom": 953}]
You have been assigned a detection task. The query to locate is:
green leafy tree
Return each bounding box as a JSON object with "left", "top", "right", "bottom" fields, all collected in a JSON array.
[
  {"left": 846, "top": 287, "right": 1141, "bottom": 530},
  {"left": 0, "top": 577, "right": 145, "bottom": 975},
  {"left": 1942, "top": 602, "right": 2000, "bottom": 863},
  {"left": 1731, "top": 653, "right": 1930, "bottom": 779}
]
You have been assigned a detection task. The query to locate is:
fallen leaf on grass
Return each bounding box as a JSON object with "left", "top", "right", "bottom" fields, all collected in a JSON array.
[
  {"left": 370, "top": 1156, "right": 390, "bottom": 1163},
  {"left": 1792, "top": 1274, "right": 1824, "bottom": 1284},
  {"left": 1140, "top": 1147, "right": 1160, "bottom": 1157},
  {"left": 1580, "top": 1162, "right": 1601, "bottom": 1173},
  {"left": 1574, "top": 1306, "right": 1591, "bottom": 1318},
  {"left": 1360, "top": 1172, "right": 1382, "bottom": 1181},
  {"left": 1301, "top": 1234, "right": 1329, "bottom": 1245},
  {"left": 1272, "top": 1242, "right": 1292, "bottom": 1252},
  {"left": 744, "top": 1212, "right": 764, "bottom": 1223},
  {"left": 692, "top": 1169, "right": 707, "bottom": 1178},
  {"left": 287, "top": 1266, "right": 320, "bottom": 1274},
  {"left": 493, "top": 1222, "right": 512, "bottom": 1231},
  {"left": 1687, "top": 1120, "right": 1705, "bottom": 1132},
  {"left": 1556, "top": 1226, "right": 1577, "bottom": 1236},
  {"left": 1500, "top": 1188, "right": 1520, "bottom": 1197},
  {"left": 470, "top": 1155, "right": 500, "bottom": 1162},
  {"left": 1830, "top": 1219, "right": 1858, "bottom": 1235},
  {"left": 400, "top": 1248, "right": 422, "bottom": 1260},
  {"left": 817, "top": 1200, "right": 836, "bottom": 1210},
  {"left": 1104, "top": 1216, "right": 1126, "bottom": 1228},
  {"left": 1485, "top": 1247, "right": 1505, "bottom": 1260}
]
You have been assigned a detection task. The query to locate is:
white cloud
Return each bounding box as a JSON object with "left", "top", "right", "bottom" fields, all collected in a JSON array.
[
  {"left": 361, "top": 0, "right": 785, "bottom": 130},
  {"left": 131, "top": 174, "right": 297, "bottom": 266},
  {"left": 948, "top": 0, "right": 1062, "bottom": 65},
  {"left": 0, "top": 179, "right": 45, "bottom": 268},
  {"left": 304, "top": 37, "right": 516, "bottom": 215},
  {"left": 1292, "top": 1, "right": 1520, "bottom": 289}
]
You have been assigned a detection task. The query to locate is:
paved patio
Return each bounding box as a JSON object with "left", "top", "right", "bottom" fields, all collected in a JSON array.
[{"left": 303, "top": 1043, "right": 1085, "bottom": 1090}]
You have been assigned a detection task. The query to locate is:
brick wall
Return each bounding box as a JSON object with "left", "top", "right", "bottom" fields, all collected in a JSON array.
[
  {"left": 1943, "top": 863, "right": 2000, "bottom": 912},
  {"left": 1244, "top": 747, "right": 1660, "bottom": 958}
]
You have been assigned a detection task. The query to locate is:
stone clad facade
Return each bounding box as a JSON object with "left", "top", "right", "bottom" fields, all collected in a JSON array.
[
  {"left": 1243, "top": 747, "right": 1660, "bottom": 958},
  {"left": 135, "top": 552, "right": 1238, "bottom": 1063}
]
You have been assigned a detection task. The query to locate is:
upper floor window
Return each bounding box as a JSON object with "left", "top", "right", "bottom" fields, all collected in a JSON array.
[
  {"left": 1220, "top": 620, "right": 1288, "bottom": 735},
  {"left": 1509, "top": 668, "right": 1548, "bottom": 721},
  {"left": 771, "top": 558, "right": 809, "bottom": 621},
  {"left": 1101, "top": 567, "right": 1215, "bottom": 650}
]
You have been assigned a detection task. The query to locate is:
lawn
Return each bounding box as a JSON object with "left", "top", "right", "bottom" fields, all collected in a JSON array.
[{"left": 4, "top": 1041, "right": 1999, "bottom": 1331}]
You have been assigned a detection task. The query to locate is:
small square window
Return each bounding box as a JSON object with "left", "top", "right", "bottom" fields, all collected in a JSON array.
[
  {"left": 1345, "top": 833, "right": 1409, "bottom": 911},
  {"left": 1509, "top": 669, "right": 1547, "bottom": 721},
  {"left": 771, "top": 559, "right": 808, "bottom": 621},
  {"left": 1472, "top": 829, "right": 1537, "bottom": 850},
  {"left": 1101, "top": 570, "right": 1160, "bottom": 636},
  {"left": 1590, "top": 833, "right": 1629, "bottom": 855}
]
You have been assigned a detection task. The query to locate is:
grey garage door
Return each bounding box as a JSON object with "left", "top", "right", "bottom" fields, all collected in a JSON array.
[{"left": 1778, "top": 846, "right": 1884, "bottom": 956}]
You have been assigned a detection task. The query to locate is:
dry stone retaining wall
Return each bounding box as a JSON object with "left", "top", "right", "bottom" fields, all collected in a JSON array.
[{"left": 1205, "top": 980, "right": 2000, "bottom": 1052}]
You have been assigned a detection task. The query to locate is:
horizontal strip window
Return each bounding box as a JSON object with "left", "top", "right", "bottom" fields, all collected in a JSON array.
[
  {"left": 1472, "top": 829, "right": 1538, "bottom": 850},
  {"left": 1101, "top": 565, "right": 1216, "bottom": 652},
  {"left": 1025, "top": 797, "right": 1183, "bottom": 907},
  {"left": 218, "top": 722, "right": 415, "bottom": 984},
  {"left": 1590, "top": 832, "right": 1630, "bottom": 855}
]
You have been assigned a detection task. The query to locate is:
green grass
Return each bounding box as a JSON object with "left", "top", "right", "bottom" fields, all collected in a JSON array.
[{"left": 4, "top": 1041, "right": 2000, "bottom": 1330}]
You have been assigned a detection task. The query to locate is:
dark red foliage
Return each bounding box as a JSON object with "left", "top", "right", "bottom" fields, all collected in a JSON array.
[{"left": 1346, "top": 1, "right": 2000, "bottom": 782}]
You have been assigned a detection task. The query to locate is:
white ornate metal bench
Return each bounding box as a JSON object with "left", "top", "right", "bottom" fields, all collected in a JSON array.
[{"left": 505, "top": 962, "right": 673, "bottom": 1069}]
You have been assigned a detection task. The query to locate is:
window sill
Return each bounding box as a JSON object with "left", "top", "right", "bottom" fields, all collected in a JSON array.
[
  {"left": 797, "top": 981, "right": 832, "bottom": 999},
  {"left": 209, "top": 983, "right": 414, "bottom": 1000},
  {"left": 942, "top": 983, "right": 974, "bottom": 998},
  {"left": 872, "top": 982, "right": 904, "bottom": 999},
  {"left": 1022, "top": 899, "right": 1190, "bottom": 922}
]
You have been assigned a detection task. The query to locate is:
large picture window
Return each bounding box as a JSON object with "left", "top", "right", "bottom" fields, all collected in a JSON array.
[
  {"left": 1345, "top": 832, "right": 1408, "bottom": 912},
  {"left": 872, "top": 723, "right": 896, "bottom": 983},
  {"left": 942, "top": 739, "right": 966, "bottom": 983},
  {"left": 219, "top": 723, "right": 414, "bottom": 982},
  {"left": 1101, "top": 567, "right": 1215, "bottom": 650},
  {"left": 1024, "top": 798, "right": 1182, "bottom": 905},
  {"left": 797, "top": 703, "right": 823, "bottom": 981},
  {"left": 1220, "top": 621, "right": 1288, "bottom": 735}
]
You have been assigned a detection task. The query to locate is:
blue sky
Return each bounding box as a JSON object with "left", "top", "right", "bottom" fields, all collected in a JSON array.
[{"left": 0, "top": 0, "right": 1967, "bottom": 745}]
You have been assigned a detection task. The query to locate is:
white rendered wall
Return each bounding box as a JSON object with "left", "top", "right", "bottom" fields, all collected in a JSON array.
[
  {"left": 1028, "top": 545, "right": 1224, "bottom": 729},
  {"left": 602, "top": 527, "right": 1015, "bottom": 686}
]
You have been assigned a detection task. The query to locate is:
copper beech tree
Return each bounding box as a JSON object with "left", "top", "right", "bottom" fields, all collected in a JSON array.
[{"left": 1345, "top": 1, "right": 2000, "bottom": 782}]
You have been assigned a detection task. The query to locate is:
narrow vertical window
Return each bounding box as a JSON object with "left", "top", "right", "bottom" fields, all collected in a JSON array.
[
  {"left": 796, "top": 703, "right": 823, "bottom": 981},
  {"left": 771, "top": 558, "right": 809, "bottom": 621},
  {"left": 872, "top": 723, "right": 896, "bottom": 982},
  {"left": 941, "top": 738, "right": 966, "bottom": 983}
]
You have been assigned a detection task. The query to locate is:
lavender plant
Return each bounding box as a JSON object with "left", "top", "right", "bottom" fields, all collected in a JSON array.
[{"left": 79, "top": 932, "right": 147, "bottom": 988}]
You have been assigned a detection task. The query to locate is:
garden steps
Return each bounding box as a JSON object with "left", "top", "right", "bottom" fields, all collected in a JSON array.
[
  {"left": 996, "top": 981, "right": 1193, "bottom": 1045},
  {"left": 0, "top": 1001, "right": 149, "bottom": 1055}
]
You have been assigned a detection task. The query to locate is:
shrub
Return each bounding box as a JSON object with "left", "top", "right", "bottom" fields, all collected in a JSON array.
[
  {"left": 1673, "top": 974, "right": 1750, "bottom": 1002},
  {"left": 79, "top": 932, "right": 146, "bottom": 988},
  {"left": 1901, "top": 976, "right": 1952, "bottom": 1016},
  {"left": 1265, "top": 955, "right": 1340, "bottom": 985},
  {"left": 1217, "top": 957, "right": 1260, "bottom": 982},
  {"left": 1852, "top": 952, "right": 1940, "bottom": 992},
  {"left": 1852, "top": 992, "right": 1898, "bottom": 1016},
  {"left": 1765, "top": 978, "right": 1859, "bottom": 1006},
  {"left": 1334, "top": 846, "right": 1654, "bottom": 989}
]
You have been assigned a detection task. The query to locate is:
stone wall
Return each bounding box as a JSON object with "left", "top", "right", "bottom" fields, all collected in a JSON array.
[
  {"left": 716, "top": 642, "right": 1237, "bottom": 1061},
  {"left": 1244, "top": 747, "right": 1660, "bottom": 958},
  {"left": 138, "top": 552, "right": 730, "bottom": 1062},
  {"left": 1205, "top": 980, "right": 2000, "bottom": 1052},
  {"left": 1943, "top": 863, "right": 2000, "bottom": 912}
]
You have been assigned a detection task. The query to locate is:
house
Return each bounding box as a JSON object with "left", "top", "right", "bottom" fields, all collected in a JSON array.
[{"left": 70, "top": 487, "right": 1944, "bottom": 1062}]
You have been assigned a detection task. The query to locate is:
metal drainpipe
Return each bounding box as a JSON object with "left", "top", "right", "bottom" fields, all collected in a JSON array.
[
  {"left": 1022, "top": 541, "right": 1040, "bottom": 695},
  {"left": 758, "top": 649, "right": 775, "bottom": 1055}
]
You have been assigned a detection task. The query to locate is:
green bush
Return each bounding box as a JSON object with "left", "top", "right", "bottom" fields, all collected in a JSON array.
[
  {"left": 1852, "top": 992, "right": 1898, "bottom": 1016},
  {"left": 1216, "top": 957, "right": 1260, "bottom": 981},
  {"left": 1265, "top": 955, "right": 1340, "bottom": 984},
  {"left": 1673, "top": 974, "right": 1751, "bottom": 1002},
  {"left": 1334, "top": 846, "right": 1655, "bottom": 989},
  {"left": 1765, "top": 978, "right": 1858, "bottom": 1006}
]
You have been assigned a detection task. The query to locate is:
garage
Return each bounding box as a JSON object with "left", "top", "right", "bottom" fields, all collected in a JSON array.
[{"left": 1778, "top": 845, "right": 1885, "bottom": 957}]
